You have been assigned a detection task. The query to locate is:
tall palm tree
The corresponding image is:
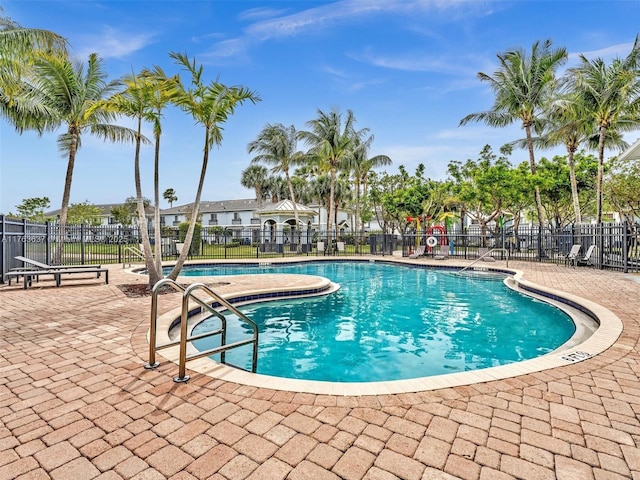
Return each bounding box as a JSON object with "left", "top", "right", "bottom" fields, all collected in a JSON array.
[
  {"left": 168, "top": 51, "right": 260, "bottom": 279},
  {"left": 240, "top": 165, "right": 268, "bottom": 206},
  {"left": 299, "top": 108, "right": 365, "bottom": 241},
  {"left": 460, "top": 39, "right": 568, "bottom": 231},
  {"left": 29, "top": 53, "right": 137, "bottom": 262},
  {"left": 346, "top": 135, "right": 391, "bottom": 238},
  {"left": 141, "top": 66, "right": 180, "bottom": 279},
  {"left": 565, "top": 36, "right": 640, "bottom": 224},
  {"left": 100, "top": 72, "right": 160, "bottom": 285},
  {"left": 248, "top": 123, "right": 305, "bottom": 245}
]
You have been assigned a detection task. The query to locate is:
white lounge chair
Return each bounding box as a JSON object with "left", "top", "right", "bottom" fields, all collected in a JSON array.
[
  {"left": 478, "top": 247, "right": 496, "bottom": 262},
  {"left": 577, "top": 245, "right": 596, "bottom": 266},
  {"left": 6, "top": 256, "right": 108, "bottom": 289},
  {"left": 336, "top": 242, "right": 345, "bottom": 255},
  {"left": 434, "top": 244, "right": 449, "bottom": 260},
  {"left": 316, "top": 241, "right": 325, "bottom": 256},
  {"left": 409, "top": 245, "right": 425, "bottom": 258},
  {"left": 565, "top": 244, "right": 582, "bottom": 267}
]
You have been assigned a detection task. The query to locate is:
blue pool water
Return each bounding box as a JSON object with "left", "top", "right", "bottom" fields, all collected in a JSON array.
[{"left": 185, "top": 262, "right": 576, "bottom": 382}]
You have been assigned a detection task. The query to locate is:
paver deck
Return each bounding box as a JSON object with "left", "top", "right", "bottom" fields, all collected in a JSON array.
[{"left": 1, "top": 258, "right": 640, "bottom": 480}]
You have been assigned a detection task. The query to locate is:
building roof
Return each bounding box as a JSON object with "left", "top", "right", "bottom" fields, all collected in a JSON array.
[
  {"left": 46, "top": 203, "right": 154, "bottom": 217},
  {"left": 618, "top": 138, "right": 640, "bottom": 162},
  {"left": 161, "top": 198, "right": 260, "bottom": 214}
]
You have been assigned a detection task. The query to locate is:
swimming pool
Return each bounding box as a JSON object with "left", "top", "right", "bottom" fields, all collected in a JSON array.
[{"left": 179, "top": 261, "right": 577, "bottom": 383}]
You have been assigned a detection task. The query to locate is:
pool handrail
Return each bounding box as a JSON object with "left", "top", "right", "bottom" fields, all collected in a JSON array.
[
  {"left": 457, "top": 248, "right": 510, "bottom": 274},
  {"left": 145, "top": 278, "right": 259, "bottom": 382}
]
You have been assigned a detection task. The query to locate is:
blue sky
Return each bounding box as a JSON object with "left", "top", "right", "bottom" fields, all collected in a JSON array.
[{"left": 2, "top": 0, "right": 639, "bottom": 214}]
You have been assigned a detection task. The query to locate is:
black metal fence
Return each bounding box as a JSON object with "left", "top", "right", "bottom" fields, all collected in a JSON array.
[
  {"left": 402, "top": 223, "right": 640, "bottom": 273},
  {"left": 0, "top": 216, "right": 398, "bottom": 282},
  {"left": 2, "top": 216, "right": 639, "bottom": 282}
]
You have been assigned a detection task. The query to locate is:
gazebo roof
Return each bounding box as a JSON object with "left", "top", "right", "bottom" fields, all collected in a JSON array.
[
  {"left": 618, "top": 138, "right": 640, "bottom": 162},
  {"left": 256, "top": 199, "right": 316, "bottom": 216}
]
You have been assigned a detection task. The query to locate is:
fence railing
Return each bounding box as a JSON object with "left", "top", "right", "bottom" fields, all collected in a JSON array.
[
  {"left": 2, "top": 216, "right": 639, "bottom": 282},
  {"left": 401, "top": 223, "right": 640, "bottom": 273},
  {"left": 0, "top": 217, "right": 399, "bottom": 281}
]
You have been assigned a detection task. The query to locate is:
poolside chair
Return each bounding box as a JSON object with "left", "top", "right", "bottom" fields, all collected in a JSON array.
[
  {"left": 409, "top": 245, "right": 425, "bottom": 258},
  {"left": 434, "top": 244, "right": 449, "bottom": 260},
  {"left": 565, "top": 244, "right": 582, "bottom": 267},
  {"left": 336, "top": 242, "right": 345, "bottom": 255},
  {"left": 316, "top": 241, "right": 325, "bottom": 256},
  {"left": 6, "top": 257, "right": 108, "bottom": 289},
  {"left": 478, "top": 247, "right": 496, "bottom": 262},
  {"left": 176, "top": 243, "right": 185, "bottom": 255},
  {"left": 577, "top": 245, "right": 596, "bottom": 266}
]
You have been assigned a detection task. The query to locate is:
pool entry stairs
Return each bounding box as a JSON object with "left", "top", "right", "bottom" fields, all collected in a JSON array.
[{"left": 145, "top": 278, "right": 259, "bottom": 382}]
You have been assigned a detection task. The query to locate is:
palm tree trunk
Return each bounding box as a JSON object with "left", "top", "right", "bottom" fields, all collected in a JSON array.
[
  {"left": 596, "top": 126, "right": 607, "bottom": 225},
  {"left": 567, "top": 148, "right": 582, "bottom": 224},
  {"left": 133, "top": 117, "right": 161, "bottom": 288},
  {"left": 525, "top": 125, "right": 545, "bottom": 229},
  {"left": 327, "top": 165, "right": 336, "bottom": 244},
  {"left": 55, "top": 130, "right": 78, "bottom": 264},
  {"left": 153, "top": 132, "right": 163, "bottom": 278},
  {"left": 285, "top": 170, "right": 301, "bottom": 252},
  {"left": 168, "top": 125, "right": 209, "bottom": 280}
]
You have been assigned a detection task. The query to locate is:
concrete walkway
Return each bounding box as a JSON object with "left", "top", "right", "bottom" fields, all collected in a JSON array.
[{"left": 1, "top": 260, "right": 640, "bottom": 480}]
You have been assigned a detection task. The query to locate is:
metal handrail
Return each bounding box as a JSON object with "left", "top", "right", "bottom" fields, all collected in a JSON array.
[
  {"left": 457, "top": 248, "right": 510, "bottom": 275},
  {"left": 145, "top": 278, "right": 187, "bottom": 369},
  {"left": 145, "top": 278, "right": 259, "bottom": 382},
  {"left": 175, "top": 283, "right": 259, "bottom": 382},
  {"left": 123, "top": 245, "right": 145, "bottom": 268}
]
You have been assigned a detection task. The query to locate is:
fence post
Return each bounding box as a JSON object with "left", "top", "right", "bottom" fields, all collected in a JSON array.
[
  {"left": 46, "top": 221, "right": 51, "bottom": 266},
  {"left": 623, "top": 221, "right": 629, "bottom": 274}
]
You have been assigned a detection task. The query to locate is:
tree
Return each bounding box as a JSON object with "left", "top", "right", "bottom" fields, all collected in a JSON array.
[
  {"left": 299, "top": 108, "right": 366, "bottom": 241},
  {"left": 15, "top": 197, "right": 50, "bottom": 222},
  {"left": 168, "top": 51, "right": 260, "bottom": 280},
  {"left": 0, "top": 13, "right": 67, "bottom": 130},
  {"left": 344, "top": 134, "right": 391, "bottom": 244},
  {"left": 240, "top": 165, "right": 268, "bottom": 206},
  {"left": 163, "top": 188, "right": 178, "bottom": 207},
  {"left": 27, "top": 53, "right": 137, "bottom": 262},
  {"left": 606, "top": 154, "right": 640, "bottom": 222},
  {"left": 248, "top": 123, "right": 306, "bottom": 248},
  {"left": 565, "top": 36, "right": 640, "bottom": 224},
  {"left": 448, "top": 145, "right": 515, "bottom": 244},
  {"left": 460, "top": 39, "right": 568, "bottom": 234},
  {"left": 99, "top": 72, "right": 157, "bottom": 284},
  {"left": 67, "top": 201, "right": 102, "bottom": 226}
]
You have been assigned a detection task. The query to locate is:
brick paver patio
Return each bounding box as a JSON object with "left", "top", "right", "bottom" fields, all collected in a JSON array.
[{"left": 1, "top": 259, "right": 640, "bottom": 479}]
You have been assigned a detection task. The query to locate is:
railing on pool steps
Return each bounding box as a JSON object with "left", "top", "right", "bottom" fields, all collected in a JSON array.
[
  {"left": 145, "top": 278, "right": 259, "bottom": 382},
  {"left": 456, "top": 248, "right": 510, "bottom": 275}
]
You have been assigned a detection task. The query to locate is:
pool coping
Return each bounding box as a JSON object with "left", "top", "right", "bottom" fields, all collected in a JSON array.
[{"left": 148, "top": 258, "right": 624, "bottom": 396}]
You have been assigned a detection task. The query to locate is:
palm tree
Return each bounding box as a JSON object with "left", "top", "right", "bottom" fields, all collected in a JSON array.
[
  {"left": 345, "top": 135, "right": 391, "bottom": 239},
  {"left": 0, "top": 13, "right": 67, "bottom": 130},
  {"left": 141, "top": 67, "right": 180, "bottom": 279},
  {"left": 240, "top": 165, "right": 268, "bottom": 207},
  {"left": 565, "top": 36, "right": 640, "bottom": 224},
  {"left": 100, "top": 72, "right": 162, "bottom": 284},
  {"left": 460, "top": 39, "right": 568, "bottom": 232},
  {"left": 167, "top": 51, "right": 260, "bottom": 280},
  {"left": 299, "top": 108, "right": 365, "bottom": 242},
  {"left": 163, "top": 188, "right": 178, "bottom": 207},
  {"left": 248, "top": 123, "right": 306, "bottom": 247},
  {"left": 28, "top": 53, "right": 137, "bottom": 262}
]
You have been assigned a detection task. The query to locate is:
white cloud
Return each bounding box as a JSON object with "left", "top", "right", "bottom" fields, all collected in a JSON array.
[
  {"left": 74, "top": 26, "right": 156, "bottom": 60},
  {"left": 206, "top": 0, "right": 483, "bottom": 59}
]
